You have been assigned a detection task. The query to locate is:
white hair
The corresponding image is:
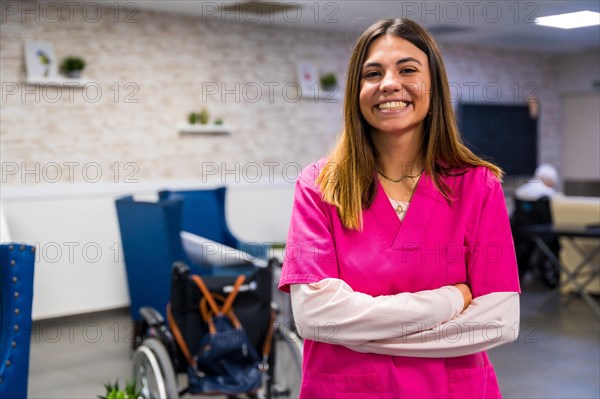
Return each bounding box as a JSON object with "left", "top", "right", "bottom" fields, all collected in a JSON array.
[{"left": 534, "top": 164, "right": 559, "bottom": 188}]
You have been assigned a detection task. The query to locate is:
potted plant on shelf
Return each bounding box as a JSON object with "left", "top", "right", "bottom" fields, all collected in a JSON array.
[
  {"left": 198, "top": 108, "right": 210, "bottom": 125},
  {"left": 319, "top": 72, "right": 338, "bottom": 92},
  {"left": 60, "top": 56, "right": 86, "bottom": 78}
]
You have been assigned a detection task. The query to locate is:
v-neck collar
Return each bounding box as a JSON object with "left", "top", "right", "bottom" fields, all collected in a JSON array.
[{"left": 372, "top": 171, "right": 443, "bottom": 250}]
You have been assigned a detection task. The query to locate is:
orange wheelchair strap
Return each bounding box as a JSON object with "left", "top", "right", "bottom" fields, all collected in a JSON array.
[
  {"left": 191, "top": 274, "right": 246, "bottom": 316},
  {"left": 191, "top": 275, "right": 221, "bottom": 315},
  {"left": 221, "top": 275, "right": 246, "bottom": 314},
  {"left": 166, "top": 302, "right": 195, "bottom": 367},
  {"left": 262, "top": 310, "right": 276, "bottom": 358}
]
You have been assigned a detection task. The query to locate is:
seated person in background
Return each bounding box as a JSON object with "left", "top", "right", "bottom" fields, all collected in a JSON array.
[
  {"left": 512, "top": 163, "right": 561, "bottom": 287},
  {"left": 515, "top": 163, "right": 559, "bottom": 201}
]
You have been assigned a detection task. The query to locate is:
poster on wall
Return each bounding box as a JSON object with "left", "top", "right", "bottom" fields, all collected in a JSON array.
[
  {"left": 296, "top": 62, "right": 319, "bottom": 98},
  {"left": 24, "top": 41, "right": 59, "bottom": 80}
]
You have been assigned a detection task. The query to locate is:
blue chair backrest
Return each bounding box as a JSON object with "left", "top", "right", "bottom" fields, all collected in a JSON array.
[
  {"left": 159, "top": 187, "right": 239, "bottom": 249},
  {"left": 0, "top": 243, "right": 36, "bottom": 399},
  {"left": 115, "top": 196, "right": 193, "bottom": 320}
]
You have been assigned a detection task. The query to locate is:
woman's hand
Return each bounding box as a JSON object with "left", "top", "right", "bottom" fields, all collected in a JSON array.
[{"left": 453, "top": 283, "right": 472, "bottom": 311}]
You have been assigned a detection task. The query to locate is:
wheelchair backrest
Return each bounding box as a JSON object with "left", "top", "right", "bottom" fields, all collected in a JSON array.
[
  {"left": 168, "top": 263, "right": 272, "bottom": 373},
  {"left": 513, "top": 197, "right": 554, "bottom": 228}
]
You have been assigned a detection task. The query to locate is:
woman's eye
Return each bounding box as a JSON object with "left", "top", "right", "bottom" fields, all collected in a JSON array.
[
  {"left": 401, "top": 68, "right": 417, "bottom": 74},
  {"left": 363, "top": 70, "right": 380, "bottom": 78}
]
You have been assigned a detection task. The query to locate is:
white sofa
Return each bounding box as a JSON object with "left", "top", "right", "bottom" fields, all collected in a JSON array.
[{"left": 550, "top": 195, "right": 600, "bottom": 294}]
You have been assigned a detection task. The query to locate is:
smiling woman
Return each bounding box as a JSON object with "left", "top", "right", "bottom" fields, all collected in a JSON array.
[
  {"left": 359, "top": 35, "right": 431, "bottom": 140},
  {"left": 278, "top": 18, "right": 521, "bottom": 399}
]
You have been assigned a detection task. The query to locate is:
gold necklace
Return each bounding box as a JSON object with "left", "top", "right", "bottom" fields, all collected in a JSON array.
[
  {"left": 379, "top": 173, "right": 422, "bottom": 216},
  {"left": 377, "top": 168, "right": 424, "bottom": 184}
]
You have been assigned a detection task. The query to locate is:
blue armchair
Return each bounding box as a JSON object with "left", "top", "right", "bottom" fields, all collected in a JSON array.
[
  {"left": 159, "top": 187, "right": 269, "bottom": 261},
  {"left": 0, "top": 243, "right": 36, "bottom": 399},
  {"left": 115, "top": 196, "right": 208, "bottom": 322}
]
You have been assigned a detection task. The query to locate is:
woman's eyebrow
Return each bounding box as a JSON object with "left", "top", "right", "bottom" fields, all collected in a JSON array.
[{"left": 362, "top": 57, "right": 422, "bottom": 69}]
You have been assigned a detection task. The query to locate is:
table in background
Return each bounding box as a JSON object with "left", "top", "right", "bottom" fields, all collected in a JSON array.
[{"left": 523, "top": 224, "right": 600, "bottom": 317}]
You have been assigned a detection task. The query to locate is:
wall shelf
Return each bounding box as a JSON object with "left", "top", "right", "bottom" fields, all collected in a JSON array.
[
  {"left": 26, "top": 77, "right": 92, "bottom": 87},
  {"left": 177, "top": 124, "right": 231, "bottom": 135}
]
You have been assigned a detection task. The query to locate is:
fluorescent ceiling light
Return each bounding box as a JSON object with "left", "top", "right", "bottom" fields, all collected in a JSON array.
[{"left": 536, "top": 10, "right": 600, "bottom": 29}]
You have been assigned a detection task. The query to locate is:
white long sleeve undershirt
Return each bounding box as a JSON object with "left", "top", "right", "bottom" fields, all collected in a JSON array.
[
  {"left": 290, "top": 278, "right": 520, "bottom": 358},
  {"left": 290, "top": 278, "right": 465, "bottom": 346}
]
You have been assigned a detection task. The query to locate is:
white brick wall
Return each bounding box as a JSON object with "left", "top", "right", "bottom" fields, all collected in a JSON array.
[{"left": 1, "top": 2, "right": 560, "bottom": 186}]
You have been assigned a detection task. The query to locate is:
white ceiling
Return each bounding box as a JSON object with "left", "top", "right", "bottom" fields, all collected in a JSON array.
[{"left": 126, "top": 0, "right": 600, "bottom": 53}]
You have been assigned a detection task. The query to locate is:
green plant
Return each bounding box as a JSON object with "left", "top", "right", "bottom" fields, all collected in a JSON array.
[
  {"left": 319, "top": 73, "right": 337, "bottom": 91},
  {"left": 98, "top": 379, "right": 141, "bottom": 399},
  {"left": 60, "top": 56, "right": 86, "bottom": 72},
  {"left": 198, "top": 108, "right": 210, "bottom": 124},
  {"left": 188, "top": 112, "right": 197, "bottom": 124},
  {"left": 214, "top": 118, "right": 224, "bottom": 125}
]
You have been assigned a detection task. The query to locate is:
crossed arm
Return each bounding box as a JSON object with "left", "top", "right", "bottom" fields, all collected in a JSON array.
[{"left": 290, "top": 278, "right": 520, "bottom": 358}]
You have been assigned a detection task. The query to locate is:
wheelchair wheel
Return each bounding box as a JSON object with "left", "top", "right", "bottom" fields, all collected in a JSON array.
[
  {"left": 269, "top": 326, "right": 303, "bottom": 399},
  {"left": 539, "top": 258, "right": 560, "bottom": 288},
  {"left": 133, "top": 337, "right": 179, "bottom": 399}
]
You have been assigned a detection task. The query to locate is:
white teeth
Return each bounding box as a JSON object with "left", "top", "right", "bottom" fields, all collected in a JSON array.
[{"left": 378, "top": 101, "right": 408, "bottom": 110}]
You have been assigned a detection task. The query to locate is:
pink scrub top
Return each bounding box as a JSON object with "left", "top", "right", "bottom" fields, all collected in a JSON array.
[{"left": 279, "top": 160, "right": 521, "bottom": 399}]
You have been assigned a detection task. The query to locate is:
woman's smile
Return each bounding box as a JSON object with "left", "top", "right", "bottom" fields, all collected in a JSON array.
[{"left": 376, "top": 100, "right": 409, "bottom": 111}]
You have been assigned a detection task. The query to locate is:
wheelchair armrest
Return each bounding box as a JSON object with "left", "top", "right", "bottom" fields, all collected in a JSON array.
[{"left": 139, "top": 306, "right": 165, "bottom": 328}]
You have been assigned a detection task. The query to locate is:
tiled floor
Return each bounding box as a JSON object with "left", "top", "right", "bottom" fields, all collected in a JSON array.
[
  {"left": 488, "top": 278, "right": 600, "bottom": 399},
  {"left": 28, "top": 309, "right": 133, "bottom": 398},
  {"left": 28, "top": 278, "right": 600, "bottom": 399}
]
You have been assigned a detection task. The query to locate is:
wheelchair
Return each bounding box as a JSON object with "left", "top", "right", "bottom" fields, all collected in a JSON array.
[
  {"left": 512, "top": 197, "right": 561, "bottom": 288},
  {"left": 131, "top": 259, "right": 302, "bottom": 399}
]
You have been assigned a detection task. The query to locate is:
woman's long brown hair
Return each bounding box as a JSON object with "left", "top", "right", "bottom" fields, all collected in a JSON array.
[{"left": 317, "top": 18, "right": 502, "bottom": 230}]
